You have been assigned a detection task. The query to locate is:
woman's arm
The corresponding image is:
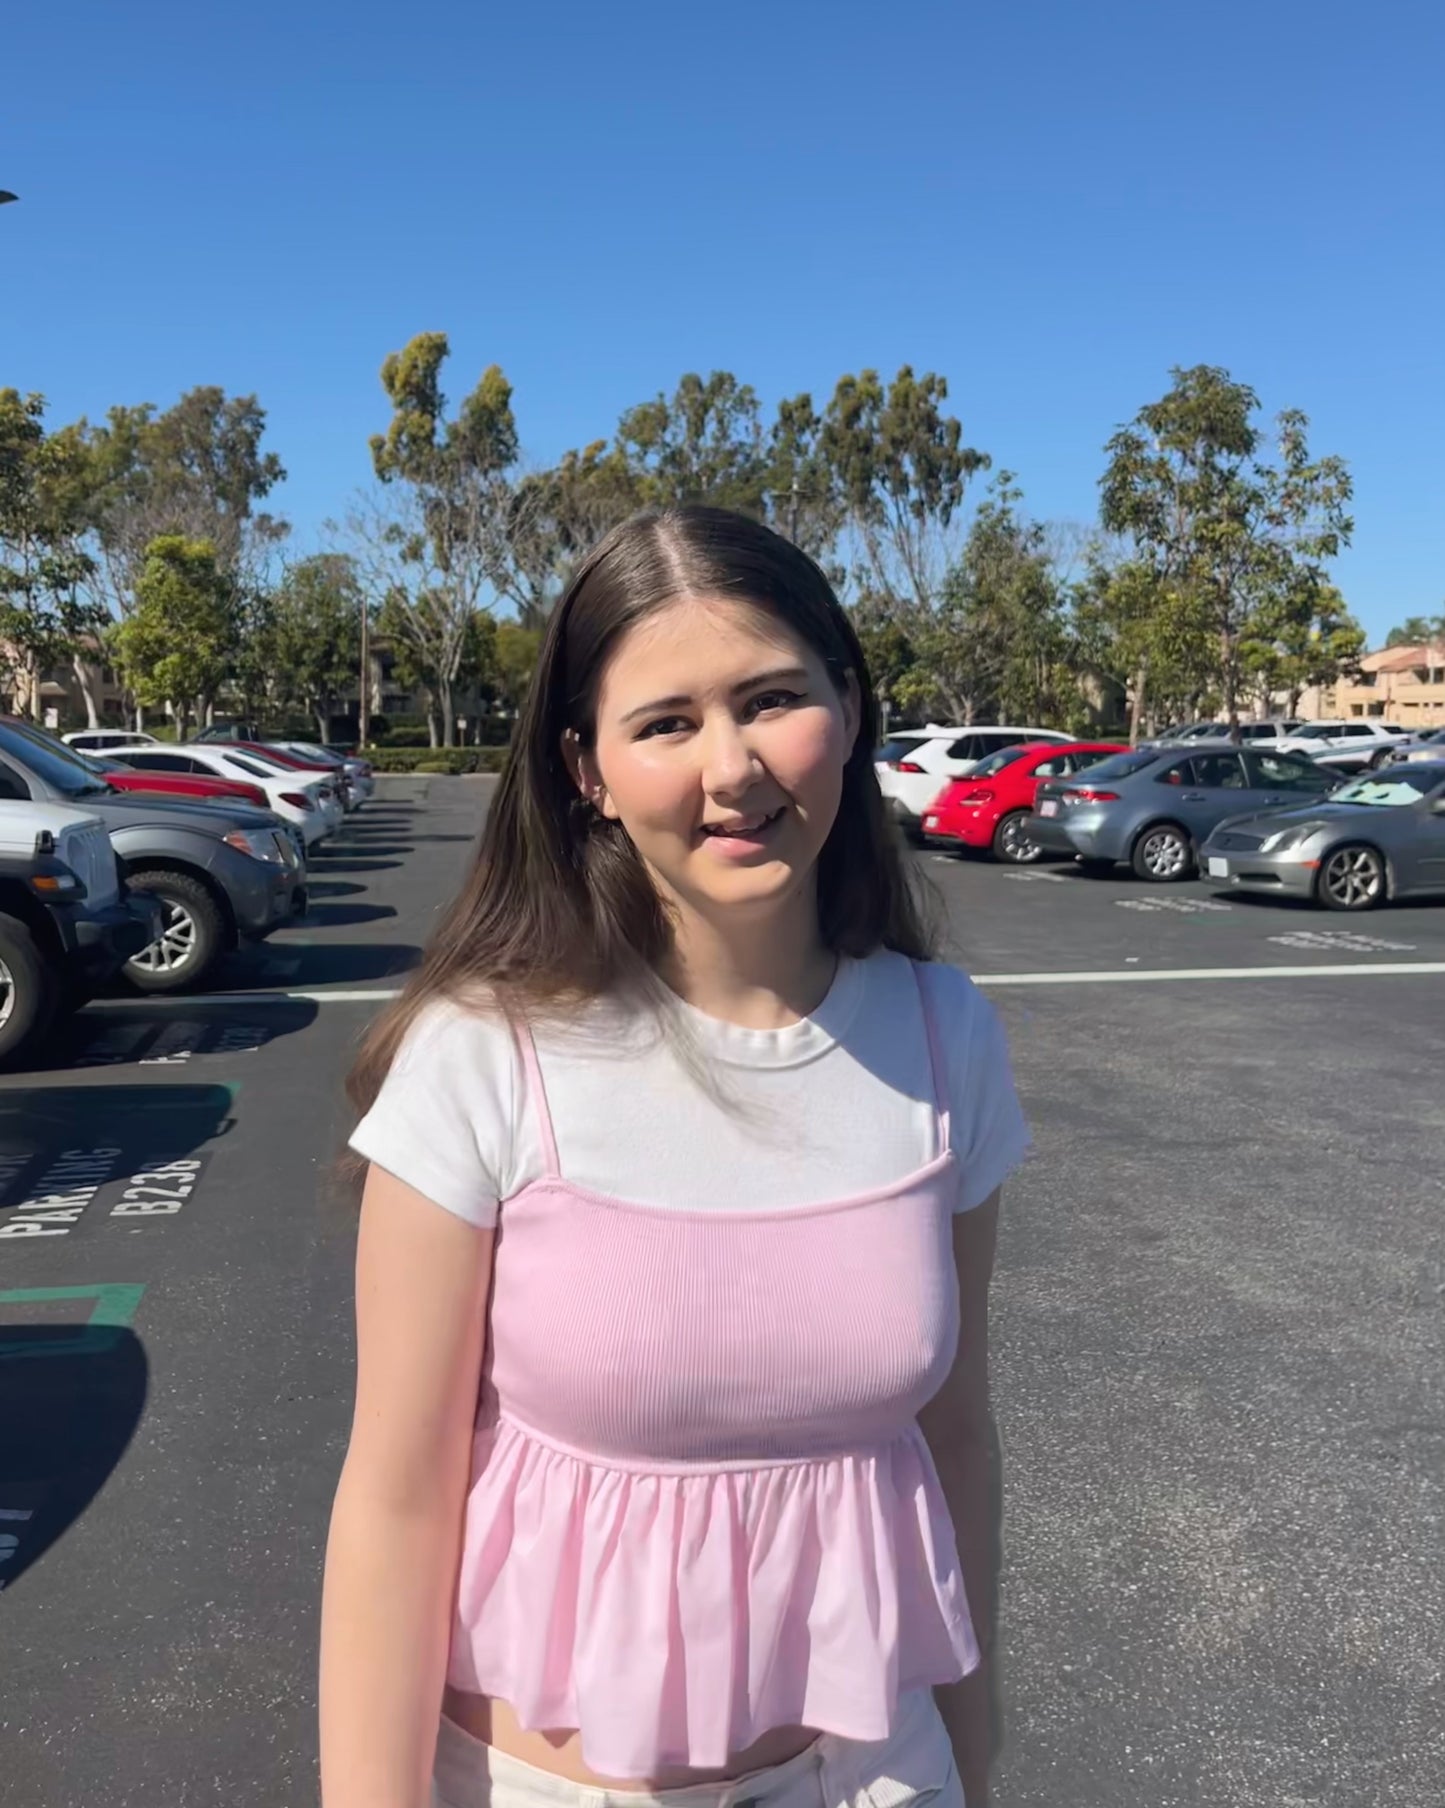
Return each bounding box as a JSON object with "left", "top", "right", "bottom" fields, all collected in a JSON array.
[
  {"left": 319, "top": 1165, "right": 495, "bottom": 1808},
  {"left": 918, "top": 1188, "right": 1002, "bottom": 1808}
]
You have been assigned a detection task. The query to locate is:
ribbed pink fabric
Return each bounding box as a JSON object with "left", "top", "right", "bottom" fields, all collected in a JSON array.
[{"left": 446, "top": 965, "right": 978, "bottom": 1777}]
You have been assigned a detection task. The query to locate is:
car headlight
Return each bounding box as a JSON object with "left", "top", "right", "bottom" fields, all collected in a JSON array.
[
  {"left": 223, "top": 828, "right": 287, "bottom": 864},
  {"left": 1260, "top": 822, "right": 1324, "bottom": 855}
]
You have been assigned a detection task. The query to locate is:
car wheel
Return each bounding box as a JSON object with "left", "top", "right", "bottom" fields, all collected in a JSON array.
[
  {"left": 1132, "top": 822, "right": 1194, "bottom": 882},
  {"left": 1317, "top": 843, "right": 1386, "bottom": 912},
  {"left": 122, "top": 870, "right": 226, "bottom": 992},
  {"left": 0, "top": 913, "right": 59, "bottom": 1067},
  {"left": 992, "top": 811, "right": 1043, "bottom": 864}
]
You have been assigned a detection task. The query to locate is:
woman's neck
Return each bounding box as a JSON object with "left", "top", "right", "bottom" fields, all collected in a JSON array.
[{"left": 658, "top": 899, "right": 837, "bottom": 1030}]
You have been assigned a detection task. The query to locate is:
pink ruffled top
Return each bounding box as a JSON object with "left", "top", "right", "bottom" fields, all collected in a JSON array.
[{"left": 448, "top": 965, "right": 978, "bottom": 1776}]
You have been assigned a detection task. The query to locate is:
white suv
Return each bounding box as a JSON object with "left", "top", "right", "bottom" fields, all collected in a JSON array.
[
  {"left": 1276, "top": 721, "right": 1410, "bottom": 771},
  {"left": 62, "top": 729, "right": 160, "bottom": 754},
  {"left": 876, "top": 724, "right": 1070, "bottom": 838}
]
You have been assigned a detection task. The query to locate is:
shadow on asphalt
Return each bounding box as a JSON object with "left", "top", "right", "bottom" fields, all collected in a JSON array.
[
  {"left": 304, "top": 858, "right": 403, "bottom": 875},
  {"left": 219, "top": 942, "right": 421, "bottom": 991},
  {"left": 315, "top": 843, "right": 412, "bottom": 859},
  {"left": 296, "top": 902, "right": 397, "bottom": 928},
  {"left": 300, "top": 880, "right": 367, "bottom": 900},
  {"left": 0, "top": 1081, "right": 240, "bottom": 1593}
]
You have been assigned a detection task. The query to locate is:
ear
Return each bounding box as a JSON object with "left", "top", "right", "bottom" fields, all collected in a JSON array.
[
  {"left": 840, "top": 670, "right": 863, "bottom": 756},
  {"left": 561, "top": 729, "right": 620, "bottom": 821}
]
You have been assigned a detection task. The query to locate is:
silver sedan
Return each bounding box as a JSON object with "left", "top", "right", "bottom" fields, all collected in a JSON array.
[{"left": 1199, "top": 762, "right": 1445, "bottom": 910}]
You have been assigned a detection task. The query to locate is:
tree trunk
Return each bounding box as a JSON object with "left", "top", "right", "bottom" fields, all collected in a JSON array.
[
  {"left": 427, "top": 707, "right": 439, "bottom": 749},
  {"left": 1128, "top": 655, "right": 1149, "bottom": 747},
  {"left": 316, "top": 708, "right": 329, "bottom": 744},
  {"left": 72, "top": 653, "right": 102, "bottom": 729},
  {"left": 439, "top": 679, "right": 455, "bottom": 747}
]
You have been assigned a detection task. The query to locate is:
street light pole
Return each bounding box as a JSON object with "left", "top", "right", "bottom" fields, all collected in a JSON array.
[{"left": 358, "top": 598, "right": 370, "bottom": 750}]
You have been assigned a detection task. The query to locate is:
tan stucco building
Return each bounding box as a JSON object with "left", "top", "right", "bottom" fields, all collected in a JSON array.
[{"left": 1299, "top": 642, "right": 1445, "bottom": 729}]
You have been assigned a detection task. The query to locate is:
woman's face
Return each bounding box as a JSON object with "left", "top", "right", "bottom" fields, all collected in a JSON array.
[{"left": 572, "top": 595, "right": 860, "bottom": 929}]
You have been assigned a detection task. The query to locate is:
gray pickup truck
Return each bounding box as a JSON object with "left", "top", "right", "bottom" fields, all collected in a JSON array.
[{"left": 0, "top": 799, "right": 164, "bottom": 1065}]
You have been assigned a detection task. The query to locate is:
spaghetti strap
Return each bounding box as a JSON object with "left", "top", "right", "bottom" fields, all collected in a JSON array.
[
  {"left": 911, "top": 961, "right": 952, "bottom": 1156},
  {"left": 511, "top": 1016, "right": 561, "bottom": 1178}
]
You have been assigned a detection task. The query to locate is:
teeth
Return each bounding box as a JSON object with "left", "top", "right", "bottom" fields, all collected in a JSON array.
[{"left": 706, "top": 812, "right": 774, "bottom": 836}]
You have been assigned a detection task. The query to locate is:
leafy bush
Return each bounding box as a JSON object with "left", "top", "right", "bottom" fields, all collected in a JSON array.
[{"left": 366, "top": 747, "right": 511, "bottom": 775}]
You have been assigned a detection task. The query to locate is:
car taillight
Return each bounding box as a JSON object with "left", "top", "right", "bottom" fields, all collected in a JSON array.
[
  {"left": 957, "top": 787, "right": 994, "bottom": 803},
  {"left": 281, "top": 791, "right": 315, "bottom": 810},
  {"left": 891, "top": 760, "right": 926, "bottom": 773},
  {"left": 1067, "top": 788, "right": 1120, "bottom": 804}
]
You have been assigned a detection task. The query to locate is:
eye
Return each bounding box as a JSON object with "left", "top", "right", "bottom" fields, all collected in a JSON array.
[
  {"left": 747, "top": 689, "right": 805, "bottom": 717},
  {"left": 635, "top": 715, "right": 691, "bottom": 740}
]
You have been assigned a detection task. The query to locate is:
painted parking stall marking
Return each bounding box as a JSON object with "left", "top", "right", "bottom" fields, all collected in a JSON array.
[
  {"left": 71, "top": 1017, "right": 275, "bottom": 1068},
  {"left": 1266, "top": 928, "right": 1418, "bottom": 953},
  {"left": 108, "top": 1155, "right": 208, "bottom": 1221},
  {"left": 1116, "top": 897, "right": 1233, "bottom": 914},
  {"left": 0, "top": 1149, "right": 213, "bottom": 1239},
  {"left": 0, "top": 1146, "right": 125, "bottom": 1240}
]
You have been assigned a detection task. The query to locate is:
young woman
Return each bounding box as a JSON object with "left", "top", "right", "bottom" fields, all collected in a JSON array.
[{"left": 319, "top": 506, "right": 1029, "bottom": 1808}]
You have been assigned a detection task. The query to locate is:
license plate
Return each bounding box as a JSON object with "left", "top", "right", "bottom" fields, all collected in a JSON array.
[
  {"left": 1039, "top": 800, "right": 1059, "bottom": 818},
  {"left": 923, "top": 817, "right": 938, "bottom": 830},
  {"left": 1207, "top": 857, "right": 1230, "bottom": 879}
]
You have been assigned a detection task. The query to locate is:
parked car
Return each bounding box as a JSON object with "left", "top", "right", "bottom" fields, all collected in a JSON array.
[
  {"left": 0, "top": 718, "right": 306, "bottom": 993},
  {"left": 117, "top": 745, "right": 341, "bottom": 847},
  {"left": 0, "top": 799, "right": 164, "bottom": 1064},
  {"left": 1273, "top": 721, "right": 1410, "bottom": 773},
  {"left": 921, "top": 740, "right": 1128, "bottom": 863},
  {"left": 1369, "top": 727, "right": 1445, "bottom": 768},
  {"left": 191, "top": 740, "right": 356, "bottom": 822},
  {"left": 73, "top": 751, "right": 271, "bottom": 813},
  {"left": 1200, "top": 761, "right": 1445, "bottom": 911},
  {"left": 1026, "top": 742, "right": 1339, "bottom": 881},
  {"left": 266, "top": 742, "right": 375, "bottom": 808},
  {"left": 1154, "top": 720, "right": 1304, "bottom": 745},
  {"left": 876, "top": 724, "right": 1072, "bottom": 840},
  {"left": 61, "top": 729, "right": 160, "bottom": 754}
]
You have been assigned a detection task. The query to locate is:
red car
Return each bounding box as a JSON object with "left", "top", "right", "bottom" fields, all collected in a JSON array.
[
  {"left": 922, "top": 739, "right": 1127, "bottom": 864},
  {"left": 81, "top": 753, "right": 272, "bottom": 812}
]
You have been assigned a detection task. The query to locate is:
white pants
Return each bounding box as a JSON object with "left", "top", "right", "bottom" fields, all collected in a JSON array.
[{"left": 432, "top": 1692, "right": 963, "bottom": 1808}]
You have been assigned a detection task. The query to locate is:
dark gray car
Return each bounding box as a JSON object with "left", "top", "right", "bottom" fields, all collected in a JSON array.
[
  {"left": 1027, "top": 742, "right": 1339, "bottom": 881},
  {"left": 0, "top": 718, "right": 304, "bottom": 992},
  {"left": 1201, "top": 761, "right": 1445, "bottom": 910}
]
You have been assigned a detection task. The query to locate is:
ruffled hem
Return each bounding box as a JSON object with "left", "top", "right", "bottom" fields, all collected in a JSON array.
[{"left": 446, "top": 1416, "right": 976, "bottom": 1777}]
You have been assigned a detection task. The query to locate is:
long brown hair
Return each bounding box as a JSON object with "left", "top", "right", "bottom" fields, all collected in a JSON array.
[{"left": 348, "top": 505, "right": 936, "bottom": 1118}]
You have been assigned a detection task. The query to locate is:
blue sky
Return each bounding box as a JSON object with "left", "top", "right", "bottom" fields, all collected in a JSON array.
[{"left": 3, "top": 0, "right": 1441, "bottom": 641}]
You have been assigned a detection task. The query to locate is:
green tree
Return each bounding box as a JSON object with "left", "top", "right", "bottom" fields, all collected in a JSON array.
[
  {"left": 272, "top": 554, "right": 364, "bottom": 741},
  {"left": 489, "top": 621, "right": 542, "bottom": 718},
  {"left": 1384, "top": 612, "right": 1444, "bottom": 649},
  {"left": 114, "top": 535, "right": 239, "bottom": 733},
  {"left": 1100, "top": 365, "right": 1354, "bottom": 735},
  {"left": 822, "top": 366, "right": 989, "bottom": 614},
  {"left": 0, "top": 389, "right": 106, "bottom": 723},
  {"left": 367, "top": 335, "right": 516, "bottom": 743},
  {"left": 1240, "top": 577, "right": 1366, "bottom": 717},
  {"left": 616, "top": 371, "right": 769, "bottom": 516}
]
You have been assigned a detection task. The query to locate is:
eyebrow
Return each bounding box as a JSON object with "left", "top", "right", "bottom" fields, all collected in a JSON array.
[{"left": 618, "top": 666, "right": 813, "bottom": 726}]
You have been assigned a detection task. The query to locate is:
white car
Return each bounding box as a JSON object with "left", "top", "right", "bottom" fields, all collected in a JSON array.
[
  {"left": 62, "top": 729, "right": 160, "bottom": 754},
  {"left": 269, "top": 742, "right": 375, "bottom": 809},
  {"left": 876, "top": 724, "right": 1071, "bottom": 838},
  {"left": 1276, "top": 721, "right": 1411, "bottom": 772},
  {"left": 116, "top": 746, "right": 341, "bottom": 848}
]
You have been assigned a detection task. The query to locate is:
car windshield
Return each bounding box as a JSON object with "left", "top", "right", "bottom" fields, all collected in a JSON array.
[
  {"left": 1067, "top": 749, "right": 1156, "bottom": 784},
  {"left": 0, "top": 719, "right": 113, "bottom": 797},
  {"left": 1289, "top": 724, "right": 1335, "bottom": 740},
  {"left": 1331, "top": 771, "right": 1442, "bottom": 807}
]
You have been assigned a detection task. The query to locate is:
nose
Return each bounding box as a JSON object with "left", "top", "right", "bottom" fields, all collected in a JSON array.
[{"left": 700, "top": 714, "right": 762, "bottom": 801}]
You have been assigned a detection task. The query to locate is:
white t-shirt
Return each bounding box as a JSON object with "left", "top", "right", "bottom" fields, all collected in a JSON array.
[{"left": 349, "top": 949, "right": 1030, "bottom": 1228}]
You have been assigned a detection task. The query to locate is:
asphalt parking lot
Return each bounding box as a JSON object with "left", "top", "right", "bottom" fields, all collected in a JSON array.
[{"left": 2, "top": 779, "right": 1441, "bottom": 1807}]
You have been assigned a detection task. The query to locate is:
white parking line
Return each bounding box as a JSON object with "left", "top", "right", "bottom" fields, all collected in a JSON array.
[{"left": 78, "top": 959, "right": 1445, "bottom": 1012}]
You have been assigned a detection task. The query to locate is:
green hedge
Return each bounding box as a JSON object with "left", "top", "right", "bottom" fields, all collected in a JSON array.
[{"left": 367, "top": 747, "right": 510, "bottom": 775}]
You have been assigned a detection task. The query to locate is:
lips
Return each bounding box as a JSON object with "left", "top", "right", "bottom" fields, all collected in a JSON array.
[{"left": 700, "top": 808, "right": 785, "bottom": 838}]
